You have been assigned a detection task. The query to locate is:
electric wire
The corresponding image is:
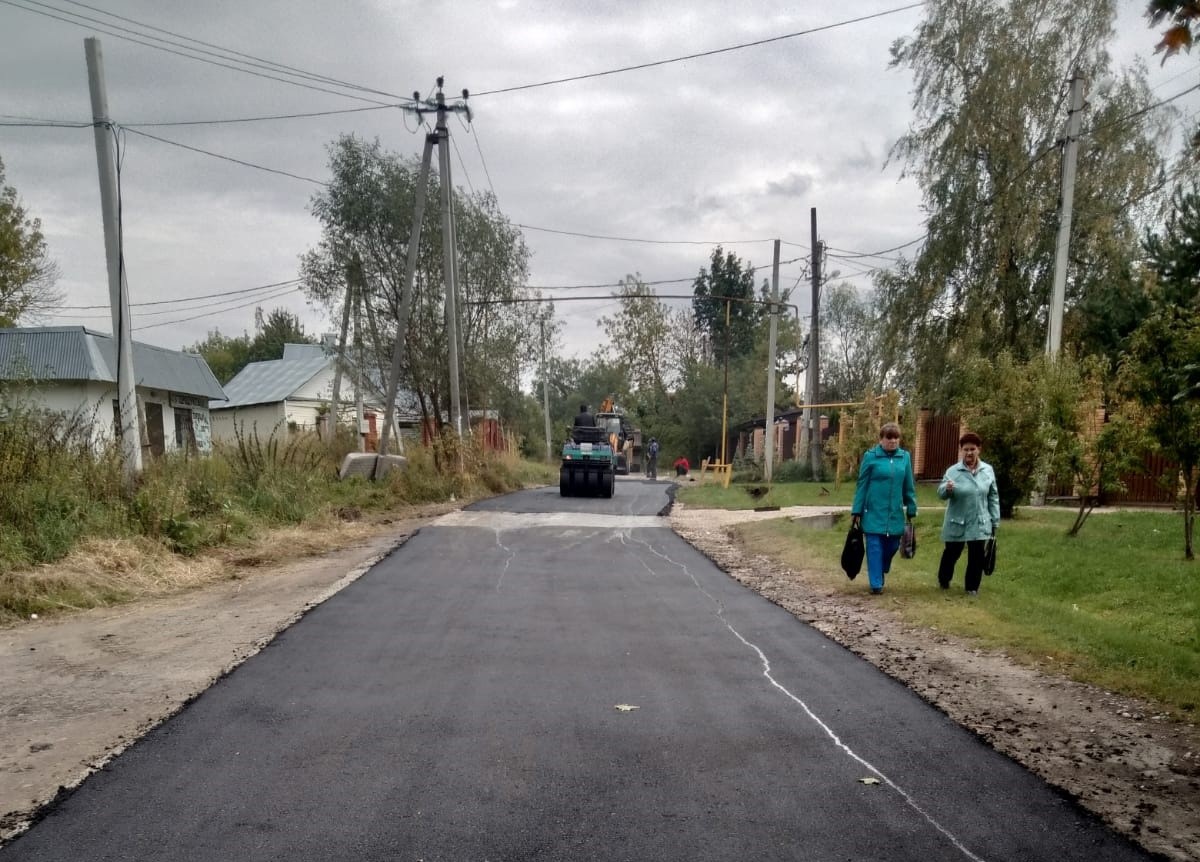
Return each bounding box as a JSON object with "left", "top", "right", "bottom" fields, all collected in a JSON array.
[
  {"left": 57, "top": 278, "right": 304, "bottom": 310},
  {"left": 120, "top": 126, "right": 329, "bottom": 185},
  {"left": 125, "top": 104, "right": 406, "bottom": 128},
  {"left": 824, "top": 235, "right": 926, "bottom": 259},
  {"left": 471, "top": 2, "right": 926, "bottom": 97},
  {"left": 54, "top": 0, "right": 408, "bottom": 100},
  {"left": 1, "top": 0, "right": 397, "bottom": 106},
  {"left": 515, "top": 224, "right": 785, "bottom": 245},
  {"left": 1081, "top": 81, "right": 1200, "bottom": 139},
  {"left": 132, "top": 285, "right": 303, "bottom": 331},
  {"left": 466, "top": 122, "right": 498, "bottom": 202}
]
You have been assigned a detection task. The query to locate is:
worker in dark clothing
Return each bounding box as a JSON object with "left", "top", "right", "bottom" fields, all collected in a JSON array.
[{"left": 573, "top": 403, "right": 596, "bottom": 428}]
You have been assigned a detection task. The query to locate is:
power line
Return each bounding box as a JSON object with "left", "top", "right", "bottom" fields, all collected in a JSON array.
[
  {"left": 1082, "top": 81, "right": 1200, "bottom": 139},
  {"left": 2, "top": 0, "right": 397, "bottom": 107},
  {"left": 125, "top": 104, "right": 405, "bottom": 128},
  {"left": 824, "top": 235, "right": 926, "bottom": 259},
  {"left": 467, "top": 122, "right": 498, "bottom": 202},
  {"left": 120, "top": 126, "right": 329, "bottom": 185},
  {"left": 132, "top": 285, "right": 303, "bottom": 331},
  {"left": 54, "top": 0, "right": 408, "bottom": 101},
  {"left": 57, "top": 278, "right": 304, "bottom": 310},
  {"left": 516, "top": 224, "right": 786, "bottom": 245},
  {"left": 529, "top": 256, "right": 806, "bottom": 291},
  {"left": 471, "top": 3, "right": 925, "bottom": 97}
]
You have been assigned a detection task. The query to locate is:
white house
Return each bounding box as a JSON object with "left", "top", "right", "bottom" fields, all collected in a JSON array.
[
  {"left": 209, "top": 343, "right": 419, "bottom": 447},
  {"left": 0, "top": 326, "right": 226, "bottom": 455}
]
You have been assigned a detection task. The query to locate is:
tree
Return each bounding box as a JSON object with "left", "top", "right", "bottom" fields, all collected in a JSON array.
[
  {"left": 1121, "top": 306, "right": 1200, "bottom": 558},
  {"left": 598, "top": 275, "right": 676, "bottom": 398},
  {"left": 819, "top": 281, "right": 889, "bottom": 404},
  {"left": 692, "top": 246, "right": 767, "bottom": 365},
  {"left": 0, "top": 156, "right": 60, "bottom": 326},
  {"left": 882, "top": 0, "right": 1177, "bottom": 403},
  {"left": 1040, "top": 357, "right": 1148, "bottom": 536},
  {"left": 185, "top": 329, "right": 251, "bottom": 385},
  {"left": 184, "top": 307, "right": 312, "bottom": 384},
  {"left": 246, "top": 307, "right": 314, "bottom": 363},
  {"left": 303, "top": 135, "right": 535, "bottom": 437},
  {"left": 953, "top": 352, "right": 1057, "bottom": 518},
  {"left": 1147, "top": 1, "right": 1200, "bottom": 58}
]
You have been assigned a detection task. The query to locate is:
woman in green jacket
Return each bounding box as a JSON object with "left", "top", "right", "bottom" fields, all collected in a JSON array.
[
  {"left": 851, "top": 422, "right": 918, "bottom": 595},
  {"left": 937, "top": 432, "right": 1000, "bottom": 596}
]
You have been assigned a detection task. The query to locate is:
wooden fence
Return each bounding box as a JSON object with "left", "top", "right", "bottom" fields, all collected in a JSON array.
[{"left": 914, "top": 412, "right": 1179, "bottom": 507}]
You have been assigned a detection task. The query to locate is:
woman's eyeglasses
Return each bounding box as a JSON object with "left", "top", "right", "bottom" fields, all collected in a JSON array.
[{"left": 883, "top": 433, "right": 900, "bottom": 439}]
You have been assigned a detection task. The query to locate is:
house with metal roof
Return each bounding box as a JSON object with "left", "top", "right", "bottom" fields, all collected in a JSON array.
[
  {"left": 0, "top": 326, "right": 226, "bottom": 455},
  {"left": 209, "top": 342, "right": 419, "bottom": 448}
]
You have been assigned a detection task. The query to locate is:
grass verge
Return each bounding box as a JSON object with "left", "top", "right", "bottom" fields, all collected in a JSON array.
[{"left": 681, "top": 482, "right": 1200, "bottom": 718}]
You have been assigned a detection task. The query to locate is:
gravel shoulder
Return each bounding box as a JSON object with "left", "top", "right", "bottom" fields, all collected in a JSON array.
[{"left": 1, "top": 499, "right": 1198, "bottom": 861}]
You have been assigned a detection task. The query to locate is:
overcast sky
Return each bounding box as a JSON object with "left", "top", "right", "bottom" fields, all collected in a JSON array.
[{"left": 2, "top": 0, "right": 1197, "bottom": 369}]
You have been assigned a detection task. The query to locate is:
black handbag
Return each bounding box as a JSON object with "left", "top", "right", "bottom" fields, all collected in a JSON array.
[
  {"left": 841, "top": 521, "right": 865, "bottom": 580},
  {"left": 983, "top": 536, "right": 997, "bottom": 575},
  {"left": 901, "top": 521, "right": 917, "bottom": 559}
]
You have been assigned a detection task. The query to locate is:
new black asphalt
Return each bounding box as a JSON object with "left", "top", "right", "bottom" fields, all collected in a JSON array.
[{"left": 1, "top": 478, "right": 1155, "bottom": 861}]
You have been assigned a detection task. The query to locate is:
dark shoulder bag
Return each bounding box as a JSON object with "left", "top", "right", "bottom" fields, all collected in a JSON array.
[{"left": 841, "top": 521, "right": 865, "bottom": 580}]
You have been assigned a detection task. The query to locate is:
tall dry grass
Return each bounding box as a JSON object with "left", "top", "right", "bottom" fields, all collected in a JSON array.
[{"left": 0, "top": 410, "right": 555, "bottom": 623}]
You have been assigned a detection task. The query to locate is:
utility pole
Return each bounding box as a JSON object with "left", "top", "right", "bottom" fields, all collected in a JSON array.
[
  {"left": 379, "top": 83, "right": 468, "bottom": 463},
  {"left": 540, "top": 317, "right": 553, "bottom": 463},
  {"left": 1047, "top": 69, "right": 1084, "bottom": 357},
  {"left": 436, "top": 83, "right": 464, "bottom": 438},
  {"left": 85, "top": 38, "right": 141, "bottom": 483},
  {"left": 805, "top": 208, "right": 823, "bottom": 480},
  {"left": 352, "top": 269, "right": 365, "bottom": 453},
  {"left": 328, "top": 255, "right": 355, "bottom": 443},
  {"left": 763, "top": 240, "right": 781, "bottom": 482}
]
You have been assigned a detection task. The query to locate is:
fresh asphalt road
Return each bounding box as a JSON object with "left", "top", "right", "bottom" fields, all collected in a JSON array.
[{"left": 1, "top": 478, "right": 1153, "bottom": 861}]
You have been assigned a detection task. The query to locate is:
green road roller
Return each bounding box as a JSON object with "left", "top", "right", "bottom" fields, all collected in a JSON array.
[{"left": 560, "top": 425, "right": 616, "bottom": 497}]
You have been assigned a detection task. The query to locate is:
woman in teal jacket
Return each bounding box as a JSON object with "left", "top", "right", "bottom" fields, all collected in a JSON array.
[
  {"left": 851, "top": 422, "right": 918, "bottom": 595},
  {"left": 936, "top": 432, "right": 1000, "bottom": 595}
]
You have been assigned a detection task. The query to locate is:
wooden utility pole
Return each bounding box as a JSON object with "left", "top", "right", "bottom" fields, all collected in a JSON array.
[
  {"left": 763, "top": 240, "right": 781, "bottom": 482},
  {"left": 85, "top": 37, "right": 141, "bottom": 482}
]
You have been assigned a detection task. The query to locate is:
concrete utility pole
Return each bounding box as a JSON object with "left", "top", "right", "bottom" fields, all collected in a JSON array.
[
  {"left": 352, "top": 270, "right": 366, "bottom": 453},
  {"left": 85, "top": 38, "right": 142, "bottom": 482},
  {"left": 436, "top": 84, "right": 464, "bottom": 437},
  {"left": 806, "top": 208, "right": 823, "bottom": 480},
  {"left": 763, "top": 240, "right": 781, "bottom": 482},
  {"left": 541, "top": 317, "right": 553, "bottom": 462},
  {"left": 328, "top": 256, "right": 355, "bottom": 442},
  {"left": 376, "top": 113, "right": 435, "bottom": 461},
  {"left": 1047, "top": 69, "right": 1085, "bottom": 357}
]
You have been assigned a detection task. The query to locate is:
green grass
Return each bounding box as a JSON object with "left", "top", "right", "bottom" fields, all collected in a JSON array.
[{"left": 726, "top": 502, "right": 1199, "bottom": 718}]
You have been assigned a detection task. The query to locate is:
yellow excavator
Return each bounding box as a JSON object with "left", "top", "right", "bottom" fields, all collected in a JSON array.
[{"left": 595, "top": 396, "right": 639, "bottom": 475}]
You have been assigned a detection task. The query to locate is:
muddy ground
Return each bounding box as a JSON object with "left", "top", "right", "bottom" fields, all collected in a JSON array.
[{"left": 1, "top": 500, "right": 1198, "bottom": 860}]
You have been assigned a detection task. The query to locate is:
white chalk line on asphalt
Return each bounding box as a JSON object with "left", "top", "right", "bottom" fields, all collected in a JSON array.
[{"left": 629, "top": 532, "right": 990, "bottom": 862}]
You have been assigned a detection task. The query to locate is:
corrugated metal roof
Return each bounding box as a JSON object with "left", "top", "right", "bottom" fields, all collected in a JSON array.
[
  {"left": 282, "top": 343, "right": 328, "bottom": 361},
  {"left": 0, "top": 327, "right": 225, "bottom": 400},
  {"left": 215, "top": 343, "right": 421, "bottom": 419},
  {"left": 215, "top": 354, "right": 329, "bottom": 408}
]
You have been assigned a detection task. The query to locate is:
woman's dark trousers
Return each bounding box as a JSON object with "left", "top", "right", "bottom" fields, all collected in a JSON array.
[{"left": 938, "top": 540, "right": 985, "bottom": 591}]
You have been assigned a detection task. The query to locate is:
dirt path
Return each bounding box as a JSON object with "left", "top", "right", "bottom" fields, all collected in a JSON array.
[{"left": 2, "top": 500, "right": 1198, "bottom": 860}]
